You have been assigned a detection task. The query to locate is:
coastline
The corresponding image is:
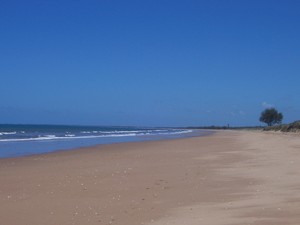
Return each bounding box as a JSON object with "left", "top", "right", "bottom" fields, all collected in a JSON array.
[
  {"left": 0, "top": 128, "right": 207, "bottom": 159},
  {"left": 0, "top": 129, "right": 209, "bottom": 160},
  {"left": 1, "top": 130, "right": 300, "bottom": 224}
]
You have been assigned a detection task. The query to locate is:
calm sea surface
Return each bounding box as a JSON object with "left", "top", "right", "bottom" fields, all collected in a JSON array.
[{"left": 0, "top": 124, "right": 211, "bottom": 158}]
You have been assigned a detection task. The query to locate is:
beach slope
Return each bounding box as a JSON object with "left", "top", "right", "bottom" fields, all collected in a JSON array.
[{"left": 1, "top": 131, "right": 300, "bottom": 225}]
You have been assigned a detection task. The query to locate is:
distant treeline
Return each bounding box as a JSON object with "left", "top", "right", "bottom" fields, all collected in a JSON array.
[
  {"left": 179, "top": 121, "right": 300, "bottom": 133},
  {"left": 181, "top": 126, "right": 263, "bottom": 130},
  {"left": 263, "top": 121, "right": 300, "bottom": 132},
  {"left": 183, "top": 126, "right": 229, "bottom": 130}
]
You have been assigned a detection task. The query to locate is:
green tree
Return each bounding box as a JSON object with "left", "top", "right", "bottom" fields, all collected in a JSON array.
[{"left": 259, "top": 108, "right": 283, "bottom": 126}]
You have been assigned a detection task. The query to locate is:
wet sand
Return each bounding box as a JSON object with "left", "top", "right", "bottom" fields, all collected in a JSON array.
[{"left": 1, "top": 131, "right": 300, "bottom": 225}]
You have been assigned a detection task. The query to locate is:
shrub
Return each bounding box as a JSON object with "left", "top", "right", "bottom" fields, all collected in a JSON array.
[{"left": 259, "top": 108, "right": 283, "bottom": 126}]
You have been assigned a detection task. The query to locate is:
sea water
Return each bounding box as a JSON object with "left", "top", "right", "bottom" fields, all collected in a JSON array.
[{"left": 0, "top": 124, "right": 209, "bottom": 158}]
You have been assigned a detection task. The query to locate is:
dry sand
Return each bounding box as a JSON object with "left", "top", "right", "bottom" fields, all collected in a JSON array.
[{"left": 1, "top": 131, "right": 300, "bottom": 225}]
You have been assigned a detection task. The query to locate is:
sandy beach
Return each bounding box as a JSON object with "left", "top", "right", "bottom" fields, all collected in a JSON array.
[{"left": 1, "top": 130, "right": 300, "bottom": 225}]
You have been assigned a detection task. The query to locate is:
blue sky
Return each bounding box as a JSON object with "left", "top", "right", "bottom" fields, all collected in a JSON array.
[{"left": 1, "top": 0, "right": 299, "bottom": 127}]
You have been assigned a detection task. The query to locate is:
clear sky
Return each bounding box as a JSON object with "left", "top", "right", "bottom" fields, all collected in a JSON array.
[{"left": 1, "top": 0, "right": 299, "bottom": 127}]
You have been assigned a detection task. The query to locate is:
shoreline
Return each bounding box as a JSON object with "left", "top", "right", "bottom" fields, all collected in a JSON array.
[
  {"left": 1, "top": 130, "right": 300, "bottom": 224},
  {"left": 0, "top": 131, "right": 205, "bottom": 161},
  {"left": 0, "top": 129, "right": 212, "bottom": 160}
]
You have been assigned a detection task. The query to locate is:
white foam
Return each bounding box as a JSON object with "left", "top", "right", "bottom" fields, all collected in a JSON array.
[
  {"left": 0, "top": 133, "right": 137, "bottom": 142},
  {"left": 0, "top": 132, "right": 17, "bottom": 135},
  {"left": 0, "top": 129, "right": 193, "bottom": 142}
]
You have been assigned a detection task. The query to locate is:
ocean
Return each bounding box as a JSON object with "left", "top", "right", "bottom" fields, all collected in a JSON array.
[{"left": 0, "top": 124, "right": 208, "bottom": 158}]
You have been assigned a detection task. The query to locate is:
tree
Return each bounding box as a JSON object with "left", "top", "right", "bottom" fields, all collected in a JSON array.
[{"left": 259, "top": 108, "right": 283, "bottom": 126}]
